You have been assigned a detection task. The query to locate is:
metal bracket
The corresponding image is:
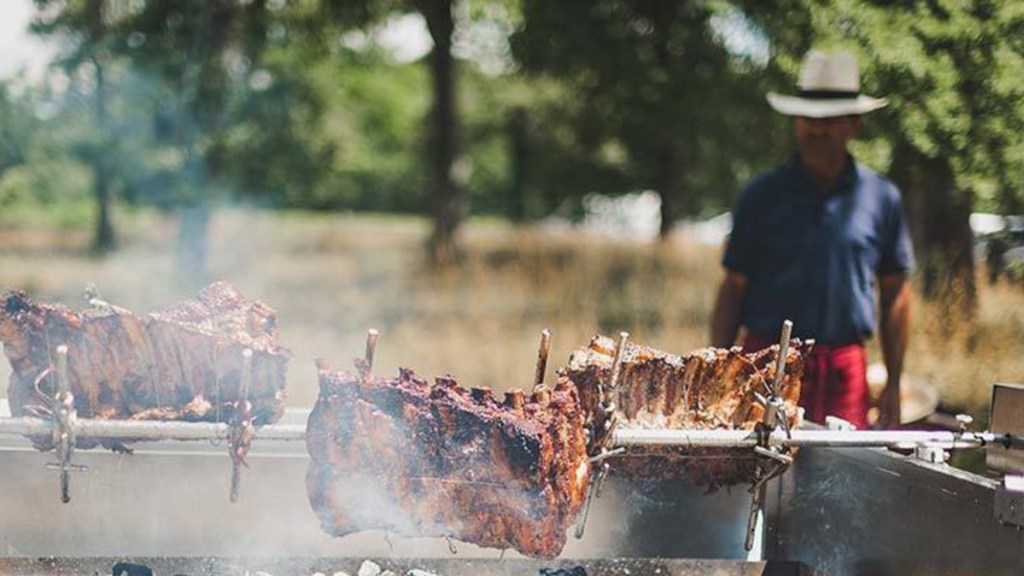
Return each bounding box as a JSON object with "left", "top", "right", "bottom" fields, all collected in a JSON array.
[
  {"left": 576, "top": 332, "right": 629, "bottom": 540},
  {"left": 46, "top": 345, "right": 86, "bottom": 503},
  {"left": 574, "top": 461, "right": 610, "bottom": 539},
  {"left": 826, "top": 415, "right": 855, "bottom": 431},
  {"left": 228, "top": 349, "right": 255, "bottom": 503},
  {"left": 745, "top": 320, "right": 796, "bottom": 551},
  {"left": 913, "top": 445, "right": 948, "bottom": 465},
  {"left": 995, "top": 475, "right": 1024, "bottom": 529}
]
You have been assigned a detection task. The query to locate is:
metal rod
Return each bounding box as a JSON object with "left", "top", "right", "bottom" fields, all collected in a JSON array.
[
  {"left": 534, "top": 329, "right": 552, "bottom": 391},
  {"left": 238, "top": 348, "right": 252, "bottom": 400},
  {"left": 0, "top": 418, "right": 1009, "bottom": 450},
  {"left": 772, "top": 320, "right": 792, "bottom": 396},
  {"left": 54, "top": 345, "right": 70, "bottom": 397},
  {"left": 0, "top": 418, "right": 306, "bottom": 441},
  {"left": 364, "top": 329, "right": 379, "bottom": 380},
  {"left": 604, "top": 331, "right": 629, "bottom": 405},
  {"left": 612, "top": 428, "right": 999, "bottom": 450},
  {"left": 230, "top": 348, "right": 254, "bottom": 503},
  {"left": 53, "top": 345, "right": 75, "bottom": 504}
]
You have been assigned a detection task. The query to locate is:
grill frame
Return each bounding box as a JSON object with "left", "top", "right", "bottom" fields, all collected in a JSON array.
[{"left": 1, "top": 403, "right": 1022, "bottom": 576}]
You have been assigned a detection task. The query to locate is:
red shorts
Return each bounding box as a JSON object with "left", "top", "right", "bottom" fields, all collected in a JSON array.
[{"left": 743, "top": 333, "right": 869, "bottom": 429}]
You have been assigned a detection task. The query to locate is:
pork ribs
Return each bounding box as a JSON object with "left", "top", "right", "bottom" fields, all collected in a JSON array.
[
  {"left": 561, "top": 335, "right": 811, "bottom": 487},
  {"left": 0, "top": 281, "right": 290, "bottom": 450},
  {"left": 306, "top": 364, "right": 590, "bottom": 559}
]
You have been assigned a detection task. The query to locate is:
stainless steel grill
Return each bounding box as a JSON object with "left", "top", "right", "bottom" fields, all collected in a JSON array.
[{"left": 0, "top": 330, "right": 1022, "bottom": 575}]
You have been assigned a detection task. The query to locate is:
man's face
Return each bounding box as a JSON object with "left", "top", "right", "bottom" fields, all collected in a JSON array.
[{"left": 794, "top": 115, "right": 862, "bottom": 165}]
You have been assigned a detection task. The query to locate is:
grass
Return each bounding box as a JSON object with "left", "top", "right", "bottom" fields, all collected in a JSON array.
[{"left": 1, "top": 208, "right": 1021, "bottom": 425}]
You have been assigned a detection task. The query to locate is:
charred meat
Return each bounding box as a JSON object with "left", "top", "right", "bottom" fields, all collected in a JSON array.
[
  {"left": 306, "top": 364, "right": 590, "bottom": 559},
  {"left": 561, "top": 335, "right": 810, "bottom": 486},
  {"left": 0, "top": 282, "right": 290, "bottom": 450}
]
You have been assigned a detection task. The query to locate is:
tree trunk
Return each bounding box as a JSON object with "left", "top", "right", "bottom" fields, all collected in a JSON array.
[
  {"left": 416, "top": 0, "right": 465, "bottom": 266},
  {"left": 651, "top": 6, "right": 681, "bottom": 241},
  {"left": 508, "top": 106, "right": 529, "bottom": 223},
  {"left": 890, "top": 140, "right": 977, "bottom": 319},
  {"left": 656, "top": 142, "right": 680, "bottom": 240},
  {"left": 92, "top": 61, "right": 115, "bottom": 254},
  {"left": 87, "top": 2, "right": 115, "bottom": 254}
]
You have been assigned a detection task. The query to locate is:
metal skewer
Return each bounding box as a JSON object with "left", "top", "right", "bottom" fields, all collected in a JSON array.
[
  {"left": 771, "top": 320, "right": 793, "bottom": 397},
  {"left": 611, "top": 428, "right": 1000, "bottom": 450},
  {"left": 2, "top": 419, "right": 1010, "bottom": 451},
  {"left": 46, "top": 345, "right": 85, "bottom": 504},
  {"left": 533, "top": 329, "right": 552, "bottom": 391},
  {"left": 605, "top": 331, "right": 629, "bottom": 407},
  {"left": 228, "top": 348, "right": 254, "bottom": 503},
  {"left": 364, "top": 329, "right": 379, "bottom": 381},
  {"left": 576, "top": 331, "right": 630, "bottom": 539}
]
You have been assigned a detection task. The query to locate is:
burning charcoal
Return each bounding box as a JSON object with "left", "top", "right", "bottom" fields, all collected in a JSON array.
[
  {"left": 357, "top": 561, "right": 382, "bottom": 576},
  {"left": 539, "top": 568, "right": 587, "bottom": 576},
  {"left": 111, "top": 563, "right": 154, "bottom": 576}
]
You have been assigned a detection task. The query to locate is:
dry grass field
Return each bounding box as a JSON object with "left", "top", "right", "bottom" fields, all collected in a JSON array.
[{"left": 1, "top": 208, "right": 1022, "bottom": 425}]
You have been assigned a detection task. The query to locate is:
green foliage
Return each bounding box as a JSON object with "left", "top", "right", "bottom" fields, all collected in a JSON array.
[
  {"left": 755, "top": 0, "right": 1024, "bottom": 213},
  {"left": 0, "top": 85, "right": 39, "bottom": 175},
  {"left": 11, "top": 0, "right": 1024, "bottom": 239},
  {"left": 511, "top": 0, "right": 791, "bottom": 222},
  {"left": 0, "top": 83, "right": 95, "bottom": 229}
]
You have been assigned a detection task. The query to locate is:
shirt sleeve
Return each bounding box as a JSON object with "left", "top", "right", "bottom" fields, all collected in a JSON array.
[
  {"left": 722, "top": 186, "right": 756, "bottom": 276},
  {"left": 877, "top": 184, "right": 915, "bottom": 275}
]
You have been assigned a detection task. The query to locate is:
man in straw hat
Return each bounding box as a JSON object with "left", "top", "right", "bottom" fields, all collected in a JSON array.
[{"left": 710, "top": 50, "right": 914, "bottom": 429}]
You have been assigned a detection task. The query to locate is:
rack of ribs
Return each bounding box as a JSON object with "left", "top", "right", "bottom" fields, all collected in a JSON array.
[
  {"left": 305, "top": 363, "right": 590, "bottom": 559},
  {"left": 0, "top": 281, "right": 290, "bottom": 451},
  {"left": 561, "top": 335, "right": 811, "bottom": 488}
]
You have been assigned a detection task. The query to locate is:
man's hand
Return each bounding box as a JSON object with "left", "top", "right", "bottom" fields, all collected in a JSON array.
[
  {"left": 878, "top": 274, "right": 911, "bottom": 428},
  {"left": 878, "top": 376, "right": 902, "bottom": 429}
]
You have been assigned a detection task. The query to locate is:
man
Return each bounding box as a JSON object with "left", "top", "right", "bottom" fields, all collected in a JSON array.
[{"left": 710, "top": 51, "right": 914, "bottom": 429}]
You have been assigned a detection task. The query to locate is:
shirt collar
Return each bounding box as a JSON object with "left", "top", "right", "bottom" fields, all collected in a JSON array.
[{"left": 789, "top": 153, "right": 859, "bottom": 196}]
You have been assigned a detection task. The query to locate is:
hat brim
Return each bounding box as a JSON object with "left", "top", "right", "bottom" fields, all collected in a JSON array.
[{"left": 767, "top": 92, "right": 888, "bottom": 117}]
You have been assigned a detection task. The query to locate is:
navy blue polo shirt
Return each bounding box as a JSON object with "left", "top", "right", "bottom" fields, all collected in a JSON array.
[{"left": 722, "top": 157, "right": 915, "bottom": 345}]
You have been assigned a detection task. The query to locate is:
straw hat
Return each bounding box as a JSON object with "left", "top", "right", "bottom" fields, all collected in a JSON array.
[{"left": 767, "top": 50, "right": 888, "bottom": 118}]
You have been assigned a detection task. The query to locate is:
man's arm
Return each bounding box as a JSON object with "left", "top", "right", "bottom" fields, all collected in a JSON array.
[
  {"left": 878, "top": 274, "right": 911, "bottom": 428},
  {"left": 711, "top": 271, "right": 747, "bottom": 348}
]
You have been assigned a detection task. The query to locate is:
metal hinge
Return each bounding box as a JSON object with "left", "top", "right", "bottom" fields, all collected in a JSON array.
[{"left": 994, "top": 475, "right": 1024, "bottom": 529}]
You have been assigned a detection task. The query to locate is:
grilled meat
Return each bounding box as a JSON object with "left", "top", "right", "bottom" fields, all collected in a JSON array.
[
  {"left": 562, "top": 335, "right": 810, "bottom": 487},
  {"left": 306, "top": 364, "right": 590, "bottom": 559},
  {"left": 0, "top": 282, "right": 290, "bottom": 450}
]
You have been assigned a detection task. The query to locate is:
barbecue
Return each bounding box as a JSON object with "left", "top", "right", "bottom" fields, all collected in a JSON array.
[
  {"left": 0, "top": 282, "right": 290, "bottom": 501},
  {"left": 0, "top": 281, "right": 290, "bottom": 450},
  {"left": 306, "top": 361, "right": 589, "bottom": 559},
  {"left": 0, "top": 297, "right": 1023, "bottom": 575},
  {"left": 563, "top": 333, "right": 810, "bottom": 488}
]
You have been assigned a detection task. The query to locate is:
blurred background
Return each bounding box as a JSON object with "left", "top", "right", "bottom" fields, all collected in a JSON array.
[{"left": 2, "top": 0, "right": 1023, "bottom": 428}]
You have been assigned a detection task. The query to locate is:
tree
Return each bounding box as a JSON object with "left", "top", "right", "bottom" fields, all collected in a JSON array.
[
  {"left": 86, "top": 0, "right": 358, "bottom": 282},
  {"left": 753, "top": 0, "right": 1024, "bottom": 317},
  {"left": 32, "top": 0, "right": 119, "bottom": 253},
  {"left": 414, "top": 0, "right": 466, "bottom": 264},
  {"left": 512, "top": 0, "right": 783, "bottom": 238}
]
